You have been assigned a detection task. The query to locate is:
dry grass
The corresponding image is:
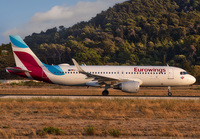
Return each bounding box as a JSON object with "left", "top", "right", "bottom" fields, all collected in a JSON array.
[{"left": 0, "top": 98, "right": 200, "bottom": 138}]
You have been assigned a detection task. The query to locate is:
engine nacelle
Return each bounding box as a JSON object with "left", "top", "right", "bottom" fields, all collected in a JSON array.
[{"left": 115, "top": 81, "right": 140, "bottom": 93}]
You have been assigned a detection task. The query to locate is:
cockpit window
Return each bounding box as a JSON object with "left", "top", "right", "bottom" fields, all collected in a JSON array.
[{"left": 180, "top": 71, "right": 189, "bottom": 75}]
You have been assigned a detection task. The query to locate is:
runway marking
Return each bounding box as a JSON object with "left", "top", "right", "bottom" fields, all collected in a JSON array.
[{"left": 0, "top": 95, "right": 200, "bottom": 100}]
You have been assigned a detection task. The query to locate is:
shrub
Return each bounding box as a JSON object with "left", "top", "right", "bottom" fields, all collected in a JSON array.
[
  {"left": 83, "top": 125, "right": 95, "bottom": 135},
  {"left": 37, "top": 126, "right": 63, "bottom": 136},
  {"left": 109, "top": 129, "right": 121, "bottom": 137}
]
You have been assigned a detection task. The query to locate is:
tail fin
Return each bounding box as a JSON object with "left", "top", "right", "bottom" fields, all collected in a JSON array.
[
  {"left": 9, "top": 35, "right": 43, "bottom": 68},
  {"left": 8, "top": 35, "right": 52, "bottom": 83}
]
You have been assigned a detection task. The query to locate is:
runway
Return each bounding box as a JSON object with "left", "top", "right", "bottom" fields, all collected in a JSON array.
[{"left": 0, "top": 95, "right": 200, "bottom": 100}]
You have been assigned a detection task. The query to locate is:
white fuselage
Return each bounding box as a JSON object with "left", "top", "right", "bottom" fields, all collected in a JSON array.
[{"left": 43, "top": 65, "right": 196, "bottom": 87}]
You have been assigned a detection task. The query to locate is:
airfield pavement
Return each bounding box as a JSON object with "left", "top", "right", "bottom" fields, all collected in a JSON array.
[
  {"left": 0, "top": 83, "right": 200, "bottom": 97},
  {"left": 0, "top": 95, "right": 200, "bottom": 100}
]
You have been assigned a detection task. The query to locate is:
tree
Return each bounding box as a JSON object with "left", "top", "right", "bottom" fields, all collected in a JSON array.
[{"left": 39, "top": 43, "right": 65, "bottom": 64}]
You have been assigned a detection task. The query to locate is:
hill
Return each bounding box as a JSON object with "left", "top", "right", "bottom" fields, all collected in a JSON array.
[{"left": 1, "top": 0, "right": 200, "bottom": 81}]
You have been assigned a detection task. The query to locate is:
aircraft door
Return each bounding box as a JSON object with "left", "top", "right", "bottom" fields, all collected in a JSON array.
[{"left": 168, "top": 68, "right": 174, "bottom": 79}]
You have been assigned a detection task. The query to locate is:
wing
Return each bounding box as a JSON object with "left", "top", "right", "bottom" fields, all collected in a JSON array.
[{"left": 72, "top": 59, "right": 140, "bottom": 85}]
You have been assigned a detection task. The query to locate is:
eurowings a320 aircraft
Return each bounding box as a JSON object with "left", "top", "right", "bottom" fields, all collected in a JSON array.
[{"left": 6, "top": 35, "right": 196, "bottom": 96}]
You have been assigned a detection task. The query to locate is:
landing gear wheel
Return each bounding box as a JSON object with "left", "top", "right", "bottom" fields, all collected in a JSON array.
[
  {"left": 168, "top": 92, "right": 172, "bottom": 96},
  {"left": 102, "top": 90, "right": 109, "bottom": 96},
  {"left": 168, "top": 86, "right": 172, "bottom": 96}
]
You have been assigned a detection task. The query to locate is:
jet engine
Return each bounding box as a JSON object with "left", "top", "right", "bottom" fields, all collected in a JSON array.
[{"left": 114, "top": 81, "right": 140, "bottom": 93}]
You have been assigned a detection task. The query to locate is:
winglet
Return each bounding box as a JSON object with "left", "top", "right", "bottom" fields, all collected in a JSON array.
[{"left": 72, "top": 58, "right": 86, "bottom": 73}]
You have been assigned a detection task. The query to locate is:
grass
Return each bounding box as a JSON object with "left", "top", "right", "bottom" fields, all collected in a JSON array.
[
  {"left": 83, "top": 125, "right": 95, "bottom": 135},
  {"left": 109, "top": 129, "right": 121, "bottom": 137},
  {"left": 0, "top": 84, "right": 199, "bottom": 138},
  {"left": 10, "top": 80, "right": 47, "bottom": 86},
  {"left": 37, "top": 127, "right": 63, "bottom": 136},
  {"left": 195, "top": 86, "right": 200, "bottom": 90},
  {"left": 0, "top": 98, "right": 199, "bottom": 138}
]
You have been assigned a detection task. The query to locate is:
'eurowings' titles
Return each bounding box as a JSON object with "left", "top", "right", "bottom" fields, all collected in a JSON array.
[{"left": 134, "top": 67, "right": 166, "bottom": 73}]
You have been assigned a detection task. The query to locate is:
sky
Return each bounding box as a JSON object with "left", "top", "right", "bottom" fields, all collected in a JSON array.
[{"left": 0, "top": 0, "right": 126, "bottom": 45}]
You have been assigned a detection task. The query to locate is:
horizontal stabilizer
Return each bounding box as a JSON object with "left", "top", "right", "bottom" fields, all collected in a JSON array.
[{"left": 6, "top": 67, "right": 32, "bottom": 73}]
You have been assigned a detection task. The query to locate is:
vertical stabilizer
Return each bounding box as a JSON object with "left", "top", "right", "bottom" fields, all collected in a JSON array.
[
  {"left": 8, "top": 35, "right": 52, "bottom": 83},
  {"left": 9, "top": 35, "right": 43, "bottom": 68}
]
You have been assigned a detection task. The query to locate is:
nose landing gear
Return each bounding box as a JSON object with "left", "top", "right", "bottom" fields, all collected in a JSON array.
[{"left": 168, "top": 86, "right": 172, "bottom": 96}]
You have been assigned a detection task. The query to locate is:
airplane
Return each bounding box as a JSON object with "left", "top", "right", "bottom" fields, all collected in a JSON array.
[{"left": 6, "top": 35, "right": 196, "bottom": 96}]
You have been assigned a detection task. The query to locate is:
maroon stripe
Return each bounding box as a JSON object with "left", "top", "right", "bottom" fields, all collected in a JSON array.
[{"left": 14, "top": 51, "right": 52, "bottom": 83}]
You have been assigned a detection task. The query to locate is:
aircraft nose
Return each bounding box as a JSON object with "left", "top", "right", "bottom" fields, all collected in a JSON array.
[{"left": 188, "top": 75, "right": 196, "bottom": 84}]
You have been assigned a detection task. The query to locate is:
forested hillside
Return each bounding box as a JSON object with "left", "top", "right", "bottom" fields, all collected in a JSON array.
[{"left": 1, "top": 0, "right": 200, "bottom": 81}]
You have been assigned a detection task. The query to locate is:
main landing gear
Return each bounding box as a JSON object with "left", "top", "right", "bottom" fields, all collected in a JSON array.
[
  {"left": 102, "top": 84, "right": 110, "bottom": 96},
  {"left": 102, "top": 90, "right": 109, "bottom": 96},
  {"left": 168, "top": 86, "right": 172, "bottom": 96}
]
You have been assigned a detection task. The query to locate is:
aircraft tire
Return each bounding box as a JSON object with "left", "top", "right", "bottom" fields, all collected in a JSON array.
[
  {"left": 102, "top": 90, "right": 109, "bottom": 96},
  {"left": 168, "top": 92, "right": 172, "bottom": 96}
]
